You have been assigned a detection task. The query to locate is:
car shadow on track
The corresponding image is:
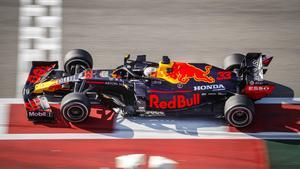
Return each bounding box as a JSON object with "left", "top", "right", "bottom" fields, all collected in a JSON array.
[
  {"left": 125, "top": 115, "right": 226, "bottom": 137},
  {"left": 39, "top": 106, "right": 134, "bottom": 138},
  {"left": 123, "top": 103, "right": 300, "bottom": 137},
  {"left": 231, "top": 104, "right": 300, "bottom": 133}
]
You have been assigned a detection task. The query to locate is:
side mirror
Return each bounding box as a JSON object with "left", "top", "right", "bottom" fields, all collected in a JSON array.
[{"left": 167, "top": 68, "right": 172, "bottom": 73}]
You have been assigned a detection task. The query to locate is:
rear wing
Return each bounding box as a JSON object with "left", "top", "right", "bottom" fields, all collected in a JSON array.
[
  {"left": 22, "top": 61, "right": 58, "bottom": 122},
  {"left": 241, "top": 53, "right": 273, "bottom": 84},
  {"left": 241, "top": 53, "right": 275, "bottom": 100}
]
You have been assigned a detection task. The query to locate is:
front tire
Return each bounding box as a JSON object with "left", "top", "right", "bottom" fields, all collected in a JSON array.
[
  {"left": 224, "top": 95, "right": 254, "bottom": 128},
  {"left": 60, "top": 93, "right": 91, "bottom": 123},
  {"left": 64, "top": 49, "right": 93, "bottom": 75}
]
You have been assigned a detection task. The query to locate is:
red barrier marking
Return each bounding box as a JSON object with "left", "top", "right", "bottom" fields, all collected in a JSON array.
[
  {"left": 229, "top": 104, "right": 300, "bottom": 132},
  {"left": 8, "top": 104, "right": 115, "bottom": 134},
  {"left": 0, "top": 139, "right": 268, "bottom": 169}
]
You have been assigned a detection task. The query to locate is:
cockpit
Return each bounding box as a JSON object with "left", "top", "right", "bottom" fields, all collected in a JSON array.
[{"left": 112, "top": 54, "right": 177, "bottom": 82}]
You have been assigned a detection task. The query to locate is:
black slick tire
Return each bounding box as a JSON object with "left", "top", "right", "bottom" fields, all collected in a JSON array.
[
  {"left": 64, "top": 49, "right": 93, "bottom": 75},
  {"left": 224, "top": 95, "right": 254, "bottom": 128},
  {"left": 60, "top": 93, "right": 91, "bottom": 123},
  {"left": 223, "top": 53, "right": 245, "bottom": 71}
]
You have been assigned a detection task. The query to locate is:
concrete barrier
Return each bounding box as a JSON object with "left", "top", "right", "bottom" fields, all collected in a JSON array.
[{"left": 17, "top": 0, "right": 62, "bottom": 97}]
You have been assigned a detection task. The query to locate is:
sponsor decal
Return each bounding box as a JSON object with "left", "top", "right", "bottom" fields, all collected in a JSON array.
[
  {"left": 149, "top": 94, "right": 200, "bottom": 109},
  {"left": 28, "top": 111, "right": 53, "bottom": 117},
  {"left": 201, "top": 92, "right": 226, "bottom": 96},
  {"left": 59, "top": 76, "right": 76, "bottom": 83},
  {"left": 33, "top": 79, "right": 62, "bottom": 93},
  {"left": 151, "top": 80, "right": 162, "bottom": 85},
  {"left": 105, "top": 81, "right": 123, "bottom": 86},
  {"left": 37, "top": 96, "right": 50, "bottom": 109},
  {"left": 109, "top": 77, "right": 123, "bottom": 81},
  {"left": 244, "top": 85, "right": 275, "bottom": 100},
  {"left": 194, "top": 84, "right": 225, "bottom": 91},
  {"left": 248, "top": 86, "right": 267, "bottom": 91},
  {"left": 25, "top": 97, "right": 52, "bottom": 112},
  {"left": 252, "top": 59, "right": 263, "bottom": 81},
  {"left": 164, "top": 63, "right": 215, "bottom": 84},
  {"left": 99, "top": 71, "right": 109, "bottom": 77}
]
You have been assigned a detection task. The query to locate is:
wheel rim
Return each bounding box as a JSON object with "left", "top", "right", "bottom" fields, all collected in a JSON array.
[
  {"left": 63, "top": 102, "right": 89, "bottom": 122},
  {"left": 67, "top": 105, "right": 85, "bottom": 120},
  {"left": 228, "top": 107, "right": 253, "bottom": 127}
]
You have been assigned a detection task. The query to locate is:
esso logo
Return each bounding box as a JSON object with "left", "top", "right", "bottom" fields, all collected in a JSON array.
[{"left": 247, "top": 86, "right": 270, "bottom": 91}]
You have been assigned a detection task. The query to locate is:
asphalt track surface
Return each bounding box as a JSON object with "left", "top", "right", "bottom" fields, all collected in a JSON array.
[
  {"left": 1, "top": 0, "right": 300, "bottom": 97},
  {"left": 0, "top": 100, "right": 299, "bottom": 168}
]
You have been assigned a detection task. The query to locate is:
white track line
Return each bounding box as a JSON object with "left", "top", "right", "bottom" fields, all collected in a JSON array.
[
  {"left": 0, "top": 98, "right": 300, "bottom": 104},
  {"left": 0, "top": 104, "right": 9, "bottom": 134},
  {"left": 0, "top": 132, "right": 299, "bottom": 140},
  {"left": 0, "top": 98, "right": 24, "bottom": 104}
]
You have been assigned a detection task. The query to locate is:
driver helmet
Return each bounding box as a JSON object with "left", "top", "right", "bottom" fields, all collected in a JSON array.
[{"left": 144, "top": 67, "right": 157, "bottom": 77}]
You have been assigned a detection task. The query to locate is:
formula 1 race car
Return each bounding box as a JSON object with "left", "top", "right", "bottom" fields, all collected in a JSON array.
[{"left": 23, "top": 49, "right": 274, "bottom": 128}]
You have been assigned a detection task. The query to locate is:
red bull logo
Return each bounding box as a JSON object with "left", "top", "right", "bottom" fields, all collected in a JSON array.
[
  {"left": 164, "top": 63, "right": 215, "bottom": 84},
  {"left": 149, "top": 93, "right": 201, "bottom": 109}
]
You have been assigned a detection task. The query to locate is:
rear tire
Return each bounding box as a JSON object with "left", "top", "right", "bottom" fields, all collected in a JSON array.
[
  {"left": 64, "top": 49, "right": 93, "bottom": 75},
  {"left": 224, "top": 95, "right": 254, "bottom": 128},
  {"left": 60, "top": 93, "right": 91, "bottom": 123},
  {"left": 223, "top": 53, "right": 245, "bottom": 71}
]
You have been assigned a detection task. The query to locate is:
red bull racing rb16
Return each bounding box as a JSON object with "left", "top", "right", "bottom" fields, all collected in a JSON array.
[{"left": 23, "top": 49, "right": 274, "bottom": 128}]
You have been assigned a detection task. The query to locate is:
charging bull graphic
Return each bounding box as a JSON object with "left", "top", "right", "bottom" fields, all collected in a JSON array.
[{"left": 164, "top": 63, "right": 215, "bottom": 84}]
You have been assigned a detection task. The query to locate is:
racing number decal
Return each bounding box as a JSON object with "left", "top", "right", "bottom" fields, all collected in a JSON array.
[
  {"left": 84, "top": 70, "right": 93, "bottom": 79},
  {"left": 217, "top": 71, "right": 231, "bottom": 80}
]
